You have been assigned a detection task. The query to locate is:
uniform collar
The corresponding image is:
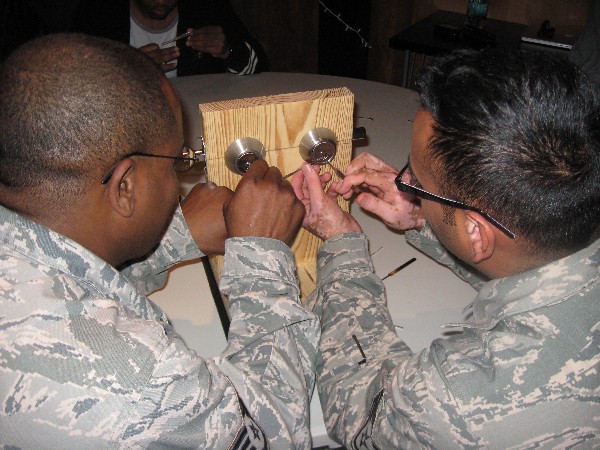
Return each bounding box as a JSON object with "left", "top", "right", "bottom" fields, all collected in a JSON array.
[
  {"left": 0, "top": 204, "right": 151, "bottom": 312},
  {"left": 464, "top": 239, "right": 600, "bottom": 329}
]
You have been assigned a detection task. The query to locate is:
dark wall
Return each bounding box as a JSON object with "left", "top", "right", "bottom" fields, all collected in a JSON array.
[
  {"left": 231, "top": 0, "right": 320, "bottom": 74},
  {"left": 1, "top": 0, "right": 79, "bottom": 60},
  {"left": 317, "top": 0, "right": 372, "bottom": 79}
]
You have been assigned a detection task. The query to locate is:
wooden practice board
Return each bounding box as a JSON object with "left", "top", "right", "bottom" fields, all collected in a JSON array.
[{"left": 200, "top": 87, "right": 354, "bottom": 302}]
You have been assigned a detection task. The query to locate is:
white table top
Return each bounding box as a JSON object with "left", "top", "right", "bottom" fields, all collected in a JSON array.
[{"left": 149, "top": 72, "right": 476, "bottom": 447}]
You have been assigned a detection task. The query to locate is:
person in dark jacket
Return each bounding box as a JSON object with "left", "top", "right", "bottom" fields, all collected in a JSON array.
[{"left": 72, "top": 0, "right": 267, "bottom": 77}]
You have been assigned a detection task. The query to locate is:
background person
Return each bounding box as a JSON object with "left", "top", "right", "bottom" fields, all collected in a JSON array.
[
  {"left": 291, "top": 48, "right": 600, "bottom": 448},
  {"left": 0, "top": 33, "right": 316, "bottom": 449},
  {"left": 72, "top": 0, "right": 267, "bottom": 77}
]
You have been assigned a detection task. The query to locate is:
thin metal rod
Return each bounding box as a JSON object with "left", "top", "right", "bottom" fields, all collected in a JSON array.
[
  {"left": 162, "top": 31, "right": 191, "bottom": 45},
  {"left": 381, "top": 257, "right": 416, "bottom": 281}
]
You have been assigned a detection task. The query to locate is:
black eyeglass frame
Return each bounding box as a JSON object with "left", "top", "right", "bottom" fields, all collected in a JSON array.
[
  {"left": 100, "top": 147, "right": 204, "bottom": 184},
  {"left": 394, "top": 161, "right": 516, "bottom": 239}
]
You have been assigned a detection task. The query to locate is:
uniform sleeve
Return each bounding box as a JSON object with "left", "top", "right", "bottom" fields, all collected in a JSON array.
[
  {"left": 120, "top": 205, "right": 204, "bottom": 294},
  {"left": 122, "top": 219, "right": 317, "bottom": 447},
  {"left": 308, "top": 233, "right": 479, "bottom": 449},
  {"left": 217, "top": 236, "right": 320, "bottom": 448},
  {"left": 127, "top": 236, "right": 318, "bottom": 448}
]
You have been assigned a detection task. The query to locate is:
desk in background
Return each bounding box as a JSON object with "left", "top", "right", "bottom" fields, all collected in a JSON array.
[
  {"left": 149, "top": 72, "right": 476, "bottom": 448},
  {"left": 389, "top": 10, "right": 528, "bottom": 87}
]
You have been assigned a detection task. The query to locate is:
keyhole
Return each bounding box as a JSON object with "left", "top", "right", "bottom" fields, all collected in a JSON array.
[
  {"left": 300, "top": 128, "right": 338, "bottom": 164},
  {"left": 225, "top": 137, "right": 266, "bottom": 175}
]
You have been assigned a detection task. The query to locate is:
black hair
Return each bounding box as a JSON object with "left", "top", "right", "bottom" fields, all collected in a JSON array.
[
  {"left": 416, "top": 48, "right": 600, "bottom": 255},
  {"left": 0, "top": 33, "right": 177, "bottom": 200}
]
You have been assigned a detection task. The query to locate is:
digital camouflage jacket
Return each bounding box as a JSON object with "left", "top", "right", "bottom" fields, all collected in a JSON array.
[
  {"left": 309, "top": 229, "right": 599, "bottom": 449},
  {"left": 0, "top": 204, "right": 318, "bottom": 449}
]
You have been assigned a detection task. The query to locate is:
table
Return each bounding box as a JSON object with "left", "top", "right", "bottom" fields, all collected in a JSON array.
[
  {"left": 149, "top": 72, "right": 477, "bottom": 448},
  {"left": 389, "top": 10, "right": 528, "bottom": 87}
]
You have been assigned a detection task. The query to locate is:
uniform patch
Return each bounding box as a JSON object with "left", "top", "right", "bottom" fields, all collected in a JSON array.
[{"left": 228, "top": 394, "right": 268, "bottom": 450}]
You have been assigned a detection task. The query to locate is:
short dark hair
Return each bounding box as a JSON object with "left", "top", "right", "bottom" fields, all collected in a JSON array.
[
  {"left": 0, "top": 33, "right": 176, "bottom": 199},
  {"left": 416, "top": 48, "right": 600, "bottom": 256}
]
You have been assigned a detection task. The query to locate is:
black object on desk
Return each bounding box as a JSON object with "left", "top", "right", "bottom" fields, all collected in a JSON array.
[{"left": 389, "top": 10, "right": 528, "bottom": 87}]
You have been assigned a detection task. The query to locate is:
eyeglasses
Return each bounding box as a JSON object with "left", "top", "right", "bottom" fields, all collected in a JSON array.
[
  {"left": 394, "top": 160, "right": 516, "bottom": 239},
  {"left": 100, "top": 146, "right": 204, "bottom": 184}
]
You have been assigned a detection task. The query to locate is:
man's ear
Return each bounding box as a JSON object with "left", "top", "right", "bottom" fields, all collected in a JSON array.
[
  {"left": 106, "top": 159, "right": 136, "bottom": 218},
  {"left": 463, "top": 211, "right": 496, "bottom": 264}
]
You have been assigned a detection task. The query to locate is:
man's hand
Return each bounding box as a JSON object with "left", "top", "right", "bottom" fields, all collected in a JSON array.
[
  {"left": 138, "top": 43, "right": 180, "bottom": 73},
  {"left": 186, "top": 26, "right": 231, "bottom": 59},
  {"left": 337, "top": 152, "right": 425, "bottom": 231},
  {"left": 223, "top": 160, "right": 304, "bottom": 247},
  {"left": 290, "top": 164, "right": 362, "bottom": 241},
  {"left": 181, "top": 182, "right": 233, "bottom": 255}
]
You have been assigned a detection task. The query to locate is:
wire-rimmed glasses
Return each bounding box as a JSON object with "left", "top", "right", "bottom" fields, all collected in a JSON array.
[{"left": 100, "top": 146, "right": 204, "bottom": 184}]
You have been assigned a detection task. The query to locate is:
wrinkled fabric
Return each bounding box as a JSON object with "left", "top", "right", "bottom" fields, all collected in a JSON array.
[
  {"left": 0, "top": 204, "right": 319, "bottom": 449},
  {"left": 309, "top": 228, "right": 600, "bottom": 449}
]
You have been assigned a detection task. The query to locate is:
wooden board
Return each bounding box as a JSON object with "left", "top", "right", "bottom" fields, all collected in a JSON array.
[{"left": 200, "top": 87, "right": 354, "bottom": 302}]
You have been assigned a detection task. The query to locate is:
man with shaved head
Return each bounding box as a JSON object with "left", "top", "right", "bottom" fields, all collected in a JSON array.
[{"left": 0, "top": 33, "right": 318, "bottom": 449}]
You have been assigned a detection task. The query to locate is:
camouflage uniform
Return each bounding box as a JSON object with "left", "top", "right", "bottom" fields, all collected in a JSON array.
[
  {"left": 308, "top": 227, "right": 600, "bottom": 449},
  {"left": 0, "top": 204, "right": 319, "bottom": 449}
]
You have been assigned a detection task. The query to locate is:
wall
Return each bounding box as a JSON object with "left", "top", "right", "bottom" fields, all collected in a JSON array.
[
  {"left": 412, "top": 0, "right": 591, "bottom": 26},
  {"left": 232, "top": 0, "right": 593, "bottom": 86},
  {"left": 367, "top": 0, "right": 418, "bottom": 84},
  {"left": 231, "top": 0, "right": 319, "bottom": 74},
  {"left": 374, "top": 0, "right": 593, "bottom": 85}
]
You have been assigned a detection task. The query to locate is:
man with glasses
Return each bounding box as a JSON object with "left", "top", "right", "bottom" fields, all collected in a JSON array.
[
  {"left": 291, "top": 48, "right": 600, "bottom": 448},
  {"left": 0, "top": 34, "right": 318, "bottom": 448}
]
